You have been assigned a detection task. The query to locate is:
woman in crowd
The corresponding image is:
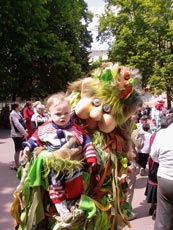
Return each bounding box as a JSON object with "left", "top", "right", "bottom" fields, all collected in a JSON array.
[
  {"left": 23, "top": 101, "right": 34, "bottom": 139},
  {"left": 9, "top": 102, "right": 28, "bottom": 170},
  {"left": 31, "top": 103, "right": 48, "bottom": 132}
]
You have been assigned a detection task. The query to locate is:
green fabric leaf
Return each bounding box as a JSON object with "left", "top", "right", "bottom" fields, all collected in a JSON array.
[
  {"left": 79, "top": 195, "right": 96, "bottom": 219},
  {"left": 100, "top": 69, "right": 113, "bottom": 84}
]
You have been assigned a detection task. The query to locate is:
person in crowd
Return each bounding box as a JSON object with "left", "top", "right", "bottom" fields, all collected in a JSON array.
[
  {"left": 151, "top": 96, "right": 166, "bottom": 129},
  {"left": 22, "top": 92, "right": 97, "bottom": 223},
  {"left": 136, "top": 115, "right": 148, "bottom": 131},
  {"left": 22, "top": 101, "right": 34, "bottom": 139},
  {"left": 9, "top": 102, "right": 28, "bottom": 170},
  {"left": 168, "top": 107, "right": 173, "bottom": 115},
  {"left": 131, "top": 114, "right": 138, "bottom": 124},
  {"left": 150, "top": 118, "right": 157, "bottom": 134},
  {"left": 126, "top": 117, "right": 144, "bottom": 220},
  {"left": 143, "top": 105, "right": 151, "bottom": 119},
  {"left": 136, "top": 108, "right": 143, "bottom": 123},
  {"left": 32, "top": 100, "right": 41, "bottom": 113},
  {"left": 150, "top": 118, "right": 173, "bottom": 230},
  {"left": 145, "top": 115, "right": 173, "bottom": 220},
  {"left": 31, "top": 103, "right": 48, "bottom": 132},
  {"left": 136, "top": 123, "right": 152, "bottom": 176}
]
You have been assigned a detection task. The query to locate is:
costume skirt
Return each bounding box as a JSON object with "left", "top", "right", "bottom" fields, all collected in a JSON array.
[{"left": 144, "top": 181, "right": 157, "bottom": 204}]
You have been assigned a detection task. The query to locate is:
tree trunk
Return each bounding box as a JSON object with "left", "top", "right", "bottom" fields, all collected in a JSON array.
[{"left": 166, "top": 87, "right": 172, "bottom": 109}]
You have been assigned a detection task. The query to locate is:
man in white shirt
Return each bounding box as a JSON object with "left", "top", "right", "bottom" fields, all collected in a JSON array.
[{"left": 150, "top": 123, "right": 173, "bottom": 230}]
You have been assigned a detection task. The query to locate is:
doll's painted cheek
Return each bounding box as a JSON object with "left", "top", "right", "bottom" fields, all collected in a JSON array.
[
  {"left": 89, "top": 106, "right": 103, "bottom": 121},
  {"left": 75, "top": 98, "right": 92, "bottom": 119},
  {"left": 98, "top": 114, "right": 117, "bottom": 133}
]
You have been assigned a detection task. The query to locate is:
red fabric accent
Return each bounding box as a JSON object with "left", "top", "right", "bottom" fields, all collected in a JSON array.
[
  {"left": 74, "top": 123, "right": 86, "bottom": 134},
  {"left": 65, "top": 175, "right": 83, "bottom": 200},
  {"left": 155, "top": 104, "right": 164, "bottom": 111},
  {"left": 86, "top": 157, "right": 97, "bottom": 164},
  {"left": 149, "top": 133, "right": 157, "bottom": 147},
  {"left": 147, "top": 178, "right": 157, "bottom": 186},
  {"left": 92, "top": 158, "right": 111, "bottom": 195},
  {"left": 50, "top": 175, "right": 83, "bottom": 204}
]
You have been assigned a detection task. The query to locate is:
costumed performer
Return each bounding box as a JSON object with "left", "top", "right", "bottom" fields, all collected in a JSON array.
[
  {"left": 10, "top": 62, "right": 142, "bottom": 230},
  {"left": 66, "top": 62, "right": 143, "bottom": 229}
]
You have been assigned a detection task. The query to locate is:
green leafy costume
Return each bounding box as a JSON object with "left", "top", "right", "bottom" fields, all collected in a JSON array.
[{"left": 10, "top": 63, "right": 142, "bottom": 230}]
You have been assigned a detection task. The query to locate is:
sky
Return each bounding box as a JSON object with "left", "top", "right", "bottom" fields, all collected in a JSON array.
[{"left": 85, "top": 0, "right": 108, "bottom": 50}]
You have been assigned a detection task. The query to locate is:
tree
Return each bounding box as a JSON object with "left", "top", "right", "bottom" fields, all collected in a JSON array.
[
  {"left": 98, "top": 0, "right": 173, "bottom": 107},
  {"left": 0, "top": 0, "right": 49, "bottom": 100},
  {"left": 0, "top": 0, "right": 93, "bottom": 101}
]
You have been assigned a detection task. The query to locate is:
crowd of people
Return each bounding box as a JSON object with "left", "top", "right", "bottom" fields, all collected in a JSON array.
[
  {"left": 2, "top": 94, "right": 173, "bottom": 229},
  {"left": 127, "top": 103, "right": 173, "bottom": 230},
  {"left": 8, "top": 100, "right": 48, "bottom": 170}
]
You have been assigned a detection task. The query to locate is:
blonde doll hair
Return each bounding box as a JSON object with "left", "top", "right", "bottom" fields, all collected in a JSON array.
[{"left": 46, "top": 92, "right": 70, "bottom": 111}]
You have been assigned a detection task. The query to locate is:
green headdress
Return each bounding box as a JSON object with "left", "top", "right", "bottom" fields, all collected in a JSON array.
[{"left": 89, "top": 63, "right": 142, "bottom": 126}]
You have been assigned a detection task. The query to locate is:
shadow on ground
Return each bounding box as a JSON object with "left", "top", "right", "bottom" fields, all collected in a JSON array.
[
  {"left": 135, "top": 176, "right": 148, "bottom": 189},
  {"left": 0, "top": 128, "right": 11, "bottom": 138},
  {"left": 0, "top": 129, "right": 19, "bottom": 230},
  {"left": 0, "top": 162, "right": 19, "bottom": 230}
]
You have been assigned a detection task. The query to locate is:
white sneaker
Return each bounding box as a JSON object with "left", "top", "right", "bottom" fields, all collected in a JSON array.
[
  {"left": 61, "top": 212, "right": 73, "bottom": 223},
  {"left": 140, "top": 168, "right": 145, "bottom": 176},
  {"left": 55, "top": 201, "right": 73, "bottom": 223}
]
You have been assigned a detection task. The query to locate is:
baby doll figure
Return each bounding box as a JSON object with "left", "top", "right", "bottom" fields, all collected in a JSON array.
[{"left": 22, "top": 92, "right": 97, "bottom": 223}]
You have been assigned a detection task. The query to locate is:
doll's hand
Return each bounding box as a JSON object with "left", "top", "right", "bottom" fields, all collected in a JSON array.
[
  {"left": 70, "top": 146, "right": 83, "bottom": 161},
  {"left": 21, "top": 146, "right": 30, "bottom": 166},
  {"left": 23, "top": 146, "right": 30, "bottom": 158},
  {"left": 53, "top": 146, "right": 83, "bottom": 161}
]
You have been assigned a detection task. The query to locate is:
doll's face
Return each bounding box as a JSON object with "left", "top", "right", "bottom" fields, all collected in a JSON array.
[
  {"left": 73, "top": 75, "right": 140, "bottom": 133},
  {"left": 48, "top": 101, "right": 71, "bottom": 127},
  {"left": 75, "top": 96, "right": 116, "bottom": 133}
]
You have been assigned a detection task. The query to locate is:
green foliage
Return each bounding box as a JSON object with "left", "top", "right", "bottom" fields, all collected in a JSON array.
[
  {"left": 0, "top": 0, "right": 93, "bottom": 101},
  {"left": 42, "top": 152, "right": 83, "bottom": 179},
  {"left": 98, "top": 0, "right": 173, "bottom": 105}
]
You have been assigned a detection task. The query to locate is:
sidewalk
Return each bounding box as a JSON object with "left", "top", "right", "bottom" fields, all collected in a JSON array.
[
  {"left": 0, "top": 129, "right": 155, "bottom": 230},
  {"left": 124, "top": 172, "right": 155, "bottom": 229},
  {"left": 0, "top": 129, "right": 19, "bottom": 230}
]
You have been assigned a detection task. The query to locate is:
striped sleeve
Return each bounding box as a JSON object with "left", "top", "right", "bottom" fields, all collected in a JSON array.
[{"left": 82, "top": 134, "right": 97, "bottom": 164}]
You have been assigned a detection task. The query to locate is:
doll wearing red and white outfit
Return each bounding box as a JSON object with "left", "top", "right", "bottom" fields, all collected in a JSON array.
[{"left": 22, "top": 92, "right": 96, "bottom": 223}]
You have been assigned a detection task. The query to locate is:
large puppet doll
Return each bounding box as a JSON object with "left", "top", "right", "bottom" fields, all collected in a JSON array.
[{"left": 10, "top": 63, "right": 142, "bottom": 230}]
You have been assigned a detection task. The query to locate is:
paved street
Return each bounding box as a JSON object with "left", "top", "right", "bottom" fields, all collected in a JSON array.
[
  {"left": 0, "top": 129, "right": 155, "bottom": 230},
  {"left": 0, "top": 129, "right": 19, "bottom": 230},
  {"left": 124, "top": 173, "right": 155, "bottom": 230}
]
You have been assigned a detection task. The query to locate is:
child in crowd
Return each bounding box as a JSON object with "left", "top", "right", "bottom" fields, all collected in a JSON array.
[
  {"left": 136, "top": 123, "right": 152, "bottom": 176},
  {"left": 22, "top": 92, "right": 97, "bottom": 223}
]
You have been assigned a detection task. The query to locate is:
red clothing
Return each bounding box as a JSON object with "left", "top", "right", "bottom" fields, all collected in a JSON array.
[
  {"left": 23, "top": 120, "right": 97, "bottom": 204},
  {"left": 23, "top": 107, "right": 34, "bottom": 139}
]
